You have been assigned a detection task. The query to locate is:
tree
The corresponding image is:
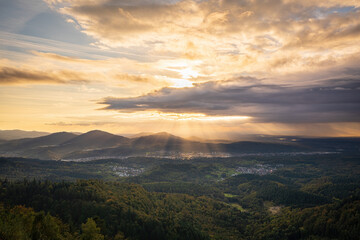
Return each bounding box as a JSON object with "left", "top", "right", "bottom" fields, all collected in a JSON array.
[{"left": 80, "top": 218, "right": 104, "bottom": 240}]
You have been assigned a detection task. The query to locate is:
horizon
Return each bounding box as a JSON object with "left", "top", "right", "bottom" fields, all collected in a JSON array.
[
  {"left": 1, "top": 0, "right": 359, "bottom": 138},
  {"left": 1, "top": 128, "right": 360, "bottom": 142}
]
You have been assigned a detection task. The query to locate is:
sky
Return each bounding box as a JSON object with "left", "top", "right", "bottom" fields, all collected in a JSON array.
[{"left": 0, "top": 0, "right": 359, "bottom": 139}]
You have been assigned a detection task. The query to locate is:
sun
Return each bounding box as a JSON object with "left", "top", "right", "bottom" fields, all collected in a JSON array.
[
  {"left": 173, "top": 65, "right": 199, "bottom": 88},
  {"left": 179, "top": 66, "right": 199, "bottom": 79},
  {"left": 169, "top": 78, "right": 194, "bottom": 88},
  {"left": 161, "top": 60, "right": 202, "bottom": 88}
]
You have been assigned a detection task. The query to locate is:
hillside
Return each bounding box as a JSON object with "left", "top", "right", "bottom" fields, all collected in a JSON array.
[
  {"left": 0, "top": 132, "right": 77, "bottom": 151},
  {"left": 0, "top": 130, "right": 359, "bottom": 160},
  {"left": 0, "top": 179, "right": 248, "bottom": 240},
  {"left": 60, "top": 130, "right": 130, "bottom": 150},
  {"left": 0, "top": 130, "right": 50, "bottom": 140}
]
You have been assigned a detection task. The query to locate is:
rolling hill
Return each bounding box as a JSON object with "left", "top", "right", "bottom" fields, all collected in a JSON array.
[
  {"left": 60, "top": 130, "right": 130, "bottom": 150},
  {"left": 0, "top": 130, "right": 359, "bottom": 160},
  {"left": 0, "top": 130, "right": 50, "bottom": 140},
  {"left": 0, "top": 132, "right": 78, "bottom": 151}
]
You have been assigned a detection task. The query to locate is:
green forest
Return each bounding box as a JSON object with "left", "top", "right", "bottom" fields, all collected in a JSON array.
[{"left": 0, "top": 153, "right": 359, "bottom": 239}]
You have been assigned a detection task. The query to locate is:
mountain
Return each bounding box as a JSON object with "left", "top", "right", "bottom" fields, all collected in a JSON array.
[
  {"left": 186, "top": 136, "right": 233, "bottom": 144},
  {"left": 63, "top": 132, "right": 196, "bottom": 159},
  {"left": 130, "top": 132, "right": 222, "bottom": 153},
  {"left": 294, "top": 137, "right": 360, "bottom": 153},
  {"left": 0, "top": 130, "right": 359, "bottom": 160},
  {"left": 132, "top": 132, "right": 186, "bottom": 146},
  {"left": 60, "top": 130, "right": 130, "bottom": 150},
  {"left": 125, "top": 132, "right": 154, "bottom": 138},
  {"left": 0, "top": 130, "right": 49, "bottom": 140},
  {"left": 61, "top": 132, "right": 222, "bottom": 159},
  {"left": 0, "top": 130, "right": 130, "bottom": 160},
  {"left": 0, "top": 132, "right": 78, "bottom": 151},
  {"left": 223, "top": 141, "right": 307, "bottom": 153},
  {"left": 0, "top": 132, "right": 79, "bottom": 159}
]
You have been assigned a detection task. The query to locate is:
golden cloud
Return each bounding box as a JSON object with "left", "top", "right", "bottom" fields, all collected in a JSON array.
[
  {"left": 41, "top": 0, "right": 360, "bottom": 82},
  {"left": 0, "top": 66, "right": 89, "bottom": 85}
]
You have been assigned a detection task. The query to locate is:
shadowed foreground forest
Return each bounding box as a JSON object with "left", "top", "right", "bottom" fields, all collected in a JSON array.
[
  {"left": 0, "top": 153, "right": 360, "bottom": 240},
  {"left": 0, "top": 179, "right": 359, "bottom": 240}
]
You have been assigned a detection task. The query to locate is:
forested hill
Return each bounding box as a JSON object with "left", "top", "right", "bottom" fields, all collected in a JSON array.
[
  {"left": 0, "top": 179, "right": 248, "bottom": 240},
  {"left": 0, "top": 179, "right": 359, "bottom": 240}
]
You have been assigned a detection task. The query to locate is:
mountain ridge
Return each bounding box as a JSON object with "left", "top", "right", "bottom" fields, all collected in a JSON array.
[
  {"left": 0, "top": 130, "right": 359, "bottom": 160},
  {"left": 0, "top": 130, "right": 50, "bottom": 140}
]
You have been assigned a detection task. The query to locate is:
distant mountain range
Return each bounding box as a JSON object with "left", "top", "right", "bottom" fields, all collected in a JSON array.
[
  {"left": 0, "top": 130, "right": 50, "bottom": 140},
  {"left": 0, "top": 130, "right": 359, "bottom": 160}
]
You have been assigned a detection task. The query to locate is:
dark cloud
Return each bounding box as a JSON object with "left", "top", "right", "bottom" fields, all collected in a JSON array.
[{"left": 99, "top": 78, "right": 360, "bottom": 123}]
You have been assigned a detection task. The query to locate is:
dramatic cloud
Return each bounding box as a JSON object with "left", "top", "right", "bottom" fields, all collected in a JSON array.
[
  {"left": 46, "top": 1, "right": 360, "bottom": 48},
  {"left": 1, "top": 0, "right": 359, "bottom": 136},
  {"left": 43, "top": 0, "right": 360, "bottom": 85},
  {"left": 100, "top": 77, "right": 360, "bottom": 123}
]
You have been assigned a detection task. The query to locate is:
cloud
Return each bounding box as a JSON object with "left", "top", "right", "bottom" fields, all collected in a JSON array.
[
  {"left": 1, "top": 0, "right": 359, "bottom": 137},
  {"left": 99, "top": 77, "right": 360, "bottom": 123},
  {"left": 0, "top": 51, "right": 172, "bottom": 88},
  {"left": 114, "top": 73, "right": 160, "bottom": 83},
  {"left": 42, "top": 0, "right": 360, "bottom": 82},
  {"left": 46, "top": 121, "right": 117, "bottom": 126},
  {"left": 32, "top": 51, "right": 87, "bottom": 62},
  {"left": 46, "top": 1, "right": 360, "bottom": 48},
  {"left": 0, "top": 66, "right": 89, "bottom": 85}
]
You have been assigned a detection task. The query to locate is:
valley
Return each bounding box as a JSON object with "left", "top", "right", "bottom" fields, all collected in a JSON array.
[{"left": 0, "top": 131, "right": 359, "bottom": 239}]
